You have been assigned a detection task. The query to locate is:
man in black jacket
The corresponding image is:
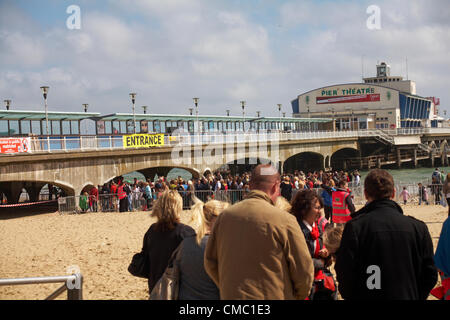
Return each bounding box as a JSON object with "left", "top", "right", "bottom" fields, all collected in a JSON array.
[{"left": 335, "top": 169, "right": 437, "bottom": 300}]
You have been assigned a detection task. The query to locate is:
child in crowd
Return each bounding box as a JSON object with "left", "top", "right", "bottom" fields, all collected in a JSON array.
[
  {"left": 400, "top": 187, "right": 410, "bottom": 205},
  {"left": 418, "top": 183, "right": 429, "bottom": 205},
  {"left": 323, "top": 225, "right": 344, "bottom": 258}
]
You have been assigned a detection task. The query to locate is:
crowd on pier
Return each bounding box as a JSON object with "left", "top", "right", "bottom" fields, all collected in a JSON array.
[{"left": 126, "top": 165, "right": 450, "bottom": 301}]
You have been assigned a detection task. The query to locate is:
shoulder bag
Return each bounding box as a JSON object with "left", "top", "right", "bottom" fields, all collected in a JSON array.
[
  {"left": 149, "top": 243, "right": 183, "bottom": 300},
  {"left": 128, "top": 251, "right": 150, "bottom": 279}
]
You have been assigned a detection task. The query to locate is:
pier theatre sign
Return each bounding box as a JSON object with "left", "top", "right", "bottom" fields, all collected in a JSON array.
[{"left": 316, "top": 87, "right": 380, "bottom": 104}]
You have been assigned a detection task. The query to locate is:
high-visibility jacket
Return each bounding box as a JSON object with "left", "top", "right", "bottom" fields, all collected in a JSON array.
[
  {"left": 430, "top": 272, "right": 450, "bottom": 300},
  {"left": 117, "top": 185, "right": 127, "bottom": 200},
  {"left": 317, "top": 216, "right": 329, "bottom": 233},
  {"left": 332, "top": 190, "right": 351, "bottom": 223}
]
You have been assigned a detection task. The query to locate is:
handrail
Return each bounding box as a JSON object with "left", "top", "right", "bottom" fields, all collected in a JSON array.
[
  {"left": 0, "top": 273, "right": 83, "bottom": 300},
  {"left": 4, "top": 128, "right": 450, "bottom": 155}
]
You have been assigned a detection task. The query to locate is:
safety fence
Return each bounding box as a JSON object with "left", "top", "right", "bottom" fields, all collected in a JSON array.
[
  {"left": 57, "top": 190, "right": 251, "bottom": 214},
  {"left": 57, "top": 183, "right": 448, "bottom": 214},
  {"left": 0, "top": 273, "right": 83, "bottom": 300}
]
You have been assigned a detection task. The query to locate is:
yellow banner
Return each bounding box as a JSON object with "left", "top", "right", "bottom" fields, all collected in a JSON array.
[{"left": 123, "top": 134, "right": 165, "bottom": 148}]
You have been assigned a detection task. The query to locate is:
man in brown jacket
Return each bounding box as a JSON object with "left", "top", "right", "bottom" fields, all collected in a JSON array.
[{"left": 204, "top": 164, "right": 314, "bottom": 299}]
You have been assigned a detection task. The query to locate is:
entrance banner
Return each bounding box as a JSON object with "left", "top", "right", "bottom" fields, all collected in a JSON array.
[
  {"left": 123, "top": 134, "right": 165, "bottom": 148},
  {"left": 0, "top": 137, "right": 31, "bottom": 154}
]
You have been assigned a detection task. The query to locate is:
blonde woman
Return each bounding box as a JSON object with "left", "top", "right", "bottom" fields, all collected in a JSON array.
[
  {"left": 178, "top": 200, "right": 229, "bottom": 299},
  {"left": 140, "top": 190, "right": 195, "bottom": 295}
]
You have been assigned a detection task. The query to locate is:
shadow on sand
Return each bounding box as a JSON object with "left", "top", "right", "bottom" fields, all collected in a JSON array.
[{"left": 0, "top": 202, "right": 58, "bottom": 220}]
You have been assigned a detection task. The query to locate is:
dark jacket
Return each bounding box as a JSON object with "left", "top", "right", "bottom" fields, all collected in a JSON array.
[
  {"left": 178, "top": 235, "right": 220, "bottom": 300},
  {"left": 280, "top": 182, "right": 293, "bottom": 201},
  {"left": 335, "top": 199, "right": 437, "bottom": 300},
  {"left": 142, "top": 222, "right": 195, "bottom": 293}
]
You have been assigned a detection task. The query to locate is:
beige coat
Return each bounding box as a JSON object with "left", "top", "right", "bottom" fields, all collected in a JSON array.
[{"left": 204, "top": 190, "right": 314, "bottom": 300}]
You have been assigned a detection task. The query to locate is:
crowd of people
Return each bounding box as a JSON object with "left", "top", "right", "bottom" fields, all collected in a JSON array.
[
  {"left": 131, "top": 164, "right": 450, "bottom": 300},
  {"left": 77, "top": 169, "right": 361, "bottom": 214}
]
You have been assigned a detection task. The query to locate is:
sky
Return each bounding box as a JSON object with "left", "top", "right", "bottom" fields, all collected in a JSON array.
[{"left": 1, "top": 0, "right": 449, "bottom": 117}]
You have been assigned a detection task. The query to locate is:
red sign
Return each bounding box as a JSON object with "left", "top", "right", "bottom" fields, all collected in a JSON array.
[
  {"left": 316, "top": 94, "right": 380, "bottom": 104},
  {"left": 0, "top": 138, "right": 31, "bottom": 154},
  {"left": 426, "top": 97, "right": 440, "bottom": 106}
]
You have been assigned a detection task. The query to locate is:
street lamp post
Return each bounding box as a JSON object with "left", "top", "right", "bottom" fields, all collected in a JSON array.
[
  {"left": 189, "top": 108, "right": 193, "bottom": 116},
  {"left": 40, "top": 86, "right": 50, "bottom": 136},
  {"left": 226, "top": 110, "right": 230, "bottom": 117},
  {"left": 307, "top": 106, "right": 311, "bottom": 132},
  {"left": 129, "top": 93, "right": 137, "bottom": 133},
  {"left": 193, "top": 98, "right": 199, "bottom": 141},
  {"left": 277, "top": 104, "right": 282, "bottom": 132},
  {"left": 240, "top": 101, "right": 246, "bottom": 132},
  {"left": 4, "top": 99, "right": 11, "bottom": 110},
  {"left": 142, "top": 106, "right": 147, "bottom": 114},
  {"left": 82, "top": 104, "right": 89, "bottom": 135},
  {"left": 351, "top": 109, "right": 354, "bottom": 131},
  {"left": 328, "top": 107, "right": 335, "bottom": 131}
]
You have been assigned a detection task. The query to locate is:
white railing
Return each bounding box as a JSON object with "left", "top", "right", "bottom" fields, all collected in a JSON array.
[
  {"left": 5, "top": 128, "right": 450, "bottom": 154},
  {"left": 0, "top": 273, "right": 83, "bottom": 300}
]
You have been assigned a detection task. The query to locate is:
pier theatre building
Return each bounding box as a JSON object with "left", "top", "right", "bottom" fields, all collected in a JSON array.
[{"left": 291, "top": 62, "right": 441, "bottom": 130}]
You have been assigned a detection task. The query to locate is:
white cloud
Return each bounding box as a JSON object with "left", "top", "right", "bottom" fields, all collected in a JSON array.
[{"left": 0, "top": 0, "right": 449, "bottom": 117}]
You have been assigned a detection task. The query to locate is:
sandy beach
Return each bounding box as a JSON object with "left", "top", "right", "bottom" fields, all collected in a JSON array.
[{"left": 0, "top": 203, "right": 447, "bottom": 300}]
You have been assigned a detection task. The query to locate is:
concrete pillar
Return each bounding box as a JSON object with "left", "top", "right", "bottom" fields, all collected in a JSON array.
[
  {"left": 24, "top": 182, "right": 46, "bottom": 202},
  {"left": 430, "top": 152, "right": 435, "bottom": 168},
  {"left": 396, "top": 148, "right": 402, "bottom": 169},
  {"left": 0, "top": 182, "right": 24, "bottom": 204},
  {"left": 441, "top": 147, "right": 448, "bottom": 167},
  {"left": 377, "top": 157, "right": 382, "bottom": 169},
  {"left": 412, "top": 149, "right": 418, "bottom": 168}
]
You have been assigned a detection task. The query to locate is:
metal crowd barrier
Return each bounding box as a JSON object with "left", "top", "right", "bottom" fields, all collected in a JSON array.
[
  {"left": 57, "top": 190, "right": 250, "bottom": 213},
  {"left": 57, "top": 183, "right": 448, "bottom": 214},
  {"left": 0, "top": 273, "right": 83, "bottom": 300}
]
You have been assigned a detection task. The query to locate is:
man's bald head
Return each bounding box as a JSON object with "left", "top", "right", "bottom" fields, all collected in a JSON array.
[{"left": 250, "top": 164, "right": 281, "bottom": 202}]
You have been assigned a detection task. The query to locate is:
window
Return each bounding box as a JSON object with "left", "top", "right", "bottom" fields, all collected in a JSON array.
[
  {"left": 9, "top": 120, "right": 19, "bottom": 135},
  {"left": 31, "top": 121, "right": 41, "bottom": 135},
  {"left": 52, "top": 121, "right": 61, "bottom": 135},
  {"left": 71, "top": 121, "right": 79, "bottom": 135},
  {"left": 21, "top": 120, "right": 31, "bottom": 135},
  {"left": 113, "top": 121, "right": 120, "bottom": 134},
  {"left": 154, "top": 121, "right": 161, "bottom": 133},
  {"left": 105, "top": 121, "right": 112, "bottom": 134},
  {"left": 62, "top": 121, "right": 71, "bottom": 135},
  {"left": 0, "top": 120, "right": 8, "bottom": 136},
  {"left": 120, "top": 121, "right": 127, "bottom": 133}
]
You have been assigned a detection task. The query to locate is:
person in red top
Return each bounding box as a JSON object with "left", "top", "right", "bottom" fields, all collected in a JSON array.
[
  {"left": 89, "top": 186, "right": 99, "bottom": 212},
  {"left": 117, "top": 181, "right": 128, "bottom": 212},
  {"left": 110, "top": 182, "right": 118, "bottom": 212},
  {"left": 332, "top": 179, "right": 355, "bottom": 225},
  {"left": 291, "top": 189, "right": 337, "bottom": 300}
]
